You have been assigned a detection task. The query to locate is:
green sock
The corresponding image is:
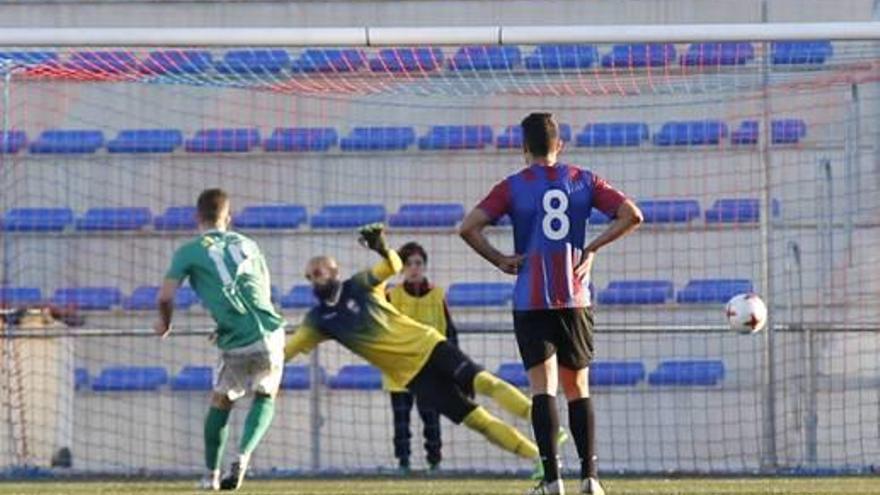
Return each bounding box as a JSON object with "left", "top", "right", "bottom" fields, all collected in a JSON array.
[
  {"left": 239, "top": 395, "right": 276, "bottom": 456},
  {"left": 204, "top": 407, "right": 231, "bottom": 471}
]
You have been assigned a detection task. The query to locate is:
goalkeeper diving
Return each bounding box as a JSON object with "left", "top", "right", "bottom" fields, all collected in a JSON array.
[{"left": 285, "top": 224, "right": 539, "bottom": 463}]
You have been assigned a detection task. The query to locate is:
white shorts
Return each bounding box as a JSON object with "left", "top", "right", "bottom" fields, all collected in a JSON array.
[{"left": 214, "top": 329, "right": 285, "bottom": 401}]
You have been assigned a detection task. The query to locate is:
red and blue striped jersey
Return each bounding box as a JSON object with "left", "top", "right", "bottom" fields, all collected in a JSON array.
[{"left": 477, "top": 163, "right": 626, "bottom": 310}]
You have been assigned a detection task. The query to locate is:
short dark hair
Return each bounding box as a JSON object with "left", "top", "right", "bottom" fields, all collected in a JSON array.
[
  {"left": 398, "top": 241, "right": 428, "bottom": 265},
  {"left": 196, "top": 188, "right": 230, "bottom": 224},
  {"left": 521, "top": 112, "right": 559, "bottom": 158}
]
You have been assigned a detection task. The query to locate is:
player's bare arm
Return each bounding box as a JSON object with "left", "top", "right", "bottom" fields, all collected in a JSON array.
[
  {"left": 154, "top": 278, "right": 179, "bottom": 338},
  {"left": 459, "top": 208, "right": 524, "bottom": 275},
  {"left": 574, "top": 199, "right": 644, "bottom": 279}
]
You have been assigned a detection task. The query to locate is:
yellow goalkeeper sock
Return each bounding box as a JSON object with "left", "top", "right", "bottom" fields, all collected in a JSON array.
[
  {"left": 473, "top": 370, "right": 532, "bottom": 420},
  {"left": 462, "top": 406, "right": 538, "bottom": 459}
]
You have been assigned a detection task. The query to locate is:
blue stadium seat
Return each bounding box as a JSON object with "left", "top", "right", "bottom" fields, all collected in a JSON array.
[
  {"left": 575, "top": 123, "right": 649, "bottom": 148},
  {"left": 339, "top": 127, "right": 416, "bottom": 151},
  {"left": 291, "top": 49, "right": 367, "bottom": 72},
  {"left": 597, "top": 280, "right": 674, "bottom": 305},
  {"left": 171, "top": 366, "right": 212, "bottom": 391},
  {"left": 447, "top": 282, "right": 513, "bottom": 307},
  {"left": 0, "top": 131, "right": 27, "bottom": 153},
  {"left": 589, "top": 210, "right": 611, "bottom": 225},
  {"left": 771, "top": 41, "right": 833, "bottom": 65},
  {"left": 264, "top": 127, "right": 338, "bottom": 152},
  {"left": 648, "top": 360, "right": 725, "bottom": 386},
  {"left": 418, "top": 125, "right": 494, "bottom": 150},
  {"left": 731, "top": 120, "right": 758, "bottom": 145},
  {"left": 771, "top": 119, "right": 807, "bottom": 144},
  {"left": 601, "top": 44, "right": 676, "bottom": 68},
  {"left": 328, "top": 365, "right": 382, "bottom": 390},
  {"left": 681, "top": 42, "right": 755, "bottom": 66},
  {"left": 29, "top": 130, "right": 104, "bottom": 154},
  {"left": 52, "top": 287, "right": 123, "bottom": 310},
  {"left": 309, "top": 204, "right": 386, "bottom": 229},
  {"left": 65, "top": 51, "right": 138, "bottom": 73},
  {"left": 496, "top": 363, "right": 528, "bottom": 387},
  {"left": 388, "top": 203, "right": 465, "bottom": 227},
  {"left": 525, "top": 45, "right": 599, "bottom": 70},
  {"left": 591, "top": 362, "right": 646, "bottom": 386},
  {"left": 107, "top": 129, "right": 183, "bottom": 153},
  {"left": 0, "top": 51, "right": 59, "bottom": 67},
  {"left": 497, "top": 124, "right": 572, "bottom": 149},
  {"left": 233, "top": 205, "right": 308, "bottom": 229},
  {"left": 705, "top": 198, "right": 780, "bottom": 223},
  {"left": 74, "top": 367, "right": 89, "bottom": 391},
  {"left": 638, "top": 199, "right": 701, "bottom": 223},
  {"left": 176, "top": 286, "right": 199, "bottom": 309},
  {"left": 3, "top": 208, "right": 74, "bottom": 232},
  {"left": 492, "top": 215, "right": 512, "bottom": 227},
  {"left": 369, "top": 48, "right": 444, "bottom": 72},
  {"left": 153, "top": 206, "right": 197, "bottom": 231},
  {"left": 141, "top": 50, "right": 213, "bottom": 74},
  {"left": 653, "top": 121, "right": 728, "bottom": 146},
  {"left": 0, "top": 287, "right": 42, "bottom": 306},
  {"left": 281, "top": 365, "right": 325, "bottom": 390},
  {"left": 216, "top": 49, "right": 291, "bottom": 74},
  {"left": 676, "top": 279, "right": 753, "bottom": 304},
  {"left": 184, "top": 128, "right": 261, "bottom": 153},
  {"left": 75, "top": 207, "right": 152, "bottom": 231},
  {"left": 280, "top": 285, "right": 316, "bottom": 309},
  {"left": 91, "top": 366, "right": 168, "bottom": 391},
  {"left": 448, "top": 46, "right": 522, "bottom": 71},
  {"left": 123, "top": 285, "right": 198, "bottom": 310}
]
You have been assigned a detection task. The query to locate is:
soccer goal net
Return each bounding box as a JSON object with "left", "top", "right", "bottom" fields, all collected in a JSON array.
[{"left": 0, "top": 24, "right": 878, "bottom": 477}]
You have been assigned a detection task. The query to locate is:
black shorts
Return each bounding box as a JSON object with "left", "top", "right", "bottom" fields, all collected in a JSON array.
[
  {"left": 405, "top": 341, "right": 483, "bottom": 424},
  {"left": 513, "top": 307, "right": 595, "bottom": 370}
]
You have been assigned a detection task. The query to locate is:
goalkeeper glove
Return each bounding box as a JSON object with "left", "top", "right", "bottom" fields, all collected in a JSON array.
[{"left": 358, "top": 223, "right": 389, "bottom": 255}]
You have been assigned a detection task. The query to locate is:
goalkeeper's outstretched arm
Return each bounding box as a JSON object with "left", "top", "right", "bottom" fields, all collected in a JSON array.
[
  {"left": 284, "top": 324, "right": 328, "bottom": 361},
  {"left": 358, "top": 223, "right": 403, "bottom": 287}
]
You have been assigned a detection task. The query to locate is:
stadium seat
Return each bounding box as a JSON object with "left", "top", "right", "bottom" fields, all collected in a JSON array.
[
  {"left": 91, "top": 366, "right": 168, "bottom": 391},
  {"left": 496, "top": 362, "right": 528, "bottom": 387},
  {"left": 123, "top": 285, "right": 198, "bottom": 310},
  {"left": 575, "top": 123, "right": 649, "bottom": 147},
  {"left": 591, "top": 362, "right": 646, "bottom": 386},
  {"left": 52, "top": 287, "right": 123, "bottom": 310},
  {"left": 589, "top": 210, "right": 611, "bottom": 225},
  {"left": 638, "top": 199, "right": 701, "bottom": 223},
  {"left": 29, "top": 129, "right": 104, "bottom": 154},
  {"left": 232, "top": 205, "right": 308, "bottom": 229},
  {"left": 0, "top": 131, "right": 27, "bottom": 153},
  {"left": 281, "top": 365, "right": 325, "bottom": 390},
  {"left": 141, "top": 50, "right": 213, "bottom": 74},
  {"left": 291, "top": 49, "right": 367, "bottom": 72},
  {"left": 0, "top": 51, "right": 58, "bottom": 66},
  {"left": 771, "top": 119, "right": 807, "bottom": 144},
  {"left": 216, "top": 49, "right": 291, "bottom": 74},
  {"left": 771, "top": 41, "right": 833, "bottom": 65},
  {"left": 75, "top": 207, "right": 152, "bottom": 231},
  {"left": 648, "top": 360, "right": 725, "bottom": 386},
  {"left": 107, "top": 129, "right": 183, "bottom": 153},
  {"left": 184, "top": 128, "right": 261, "bottom": 153},
  {"left": 309, "top": 204, "right": 386, "bottom": 229},
  {"left": 524, "top": 45, "right": 599, "bottom": 70},
  {"left": 681, "top": 42, "right": 755, "bottom": 66},
  {"left": 328, "top": 365, "right": 382, "bottom": 390},
  {"left": 676, "top": 279, "right": 753, "bottom": 304},
  {"left": 653, "top": 120, "right": 729, "bottom": 146},
  {"left": 447, "top": 282, "right": 513, "bottom": 307},
  {"left": 3, "top": 207, "right": 74, "bottom": 232},
  {"left": 280, "top": 285, "right": 317, "bottom": 309},
  {"left": 388, "top": 203, "right": 465, "bottom": 227},
  {"left": 497, "top": 124, "right": 572, "bottom": 149},
  {"left": 597, "top": 280, "right": 674, "bottom": 305},
  {"left": 153, "top": 206, "right": 197, "bottom": 231},
  {"left": 369, "top": 48, "right": 444, "bottom": 72},
  {"left": 74, "top": 367, "right": 89, "bottom": 391},
  {"left": 418, "top": 125, "right": 494, "bottom": 150},
  {"left": 731, "top": 120, "right": 758, "bottom": 145},
  {"left": 448, "top": 46, "right": 522, "bottom": 71},
  {"left": 601, "top": 44, "right": 676, "bottom": 68},
  {"left": 170, "top": 366, "right": 212, "bottom": 391},
  {"left": 0, "top": 286, "right": 42, "bottom": 306},
  {"left": 264, "top": 127, "right": 338, "bottom": 152},
  {"left": 65, "top": 51, "right": 139, "bottom": 73},
  {"left": 339, "top": 127, "right": 416, "bottom": 151},
  {"left": 705, "top": 198, "right": 780, "bottom": 223}
]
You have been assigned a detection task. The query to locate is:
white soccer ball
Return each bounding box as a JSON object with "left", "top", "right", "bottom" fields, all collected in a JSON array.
[{"left": 725, "top": 293, "right": 768, "bottom": 334}]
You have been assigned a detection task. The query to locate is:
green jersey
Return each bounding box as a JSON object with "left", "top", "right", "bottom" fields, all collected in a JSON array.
[{"left": 165, "top": 230, "right": 286, "bottom": 350}]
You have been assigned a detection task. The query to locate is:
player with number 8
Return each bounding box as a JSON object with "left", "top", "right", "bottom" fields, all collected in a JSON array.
[{"left": 460, "top": 113, "right": 643, "bottom": 495}]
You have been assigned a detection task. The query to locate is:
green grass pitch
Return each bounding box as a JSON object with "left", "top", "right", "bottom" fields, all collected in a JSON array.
[{"left": 1, "top": 478, "right": 880, "bottom": 495}]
